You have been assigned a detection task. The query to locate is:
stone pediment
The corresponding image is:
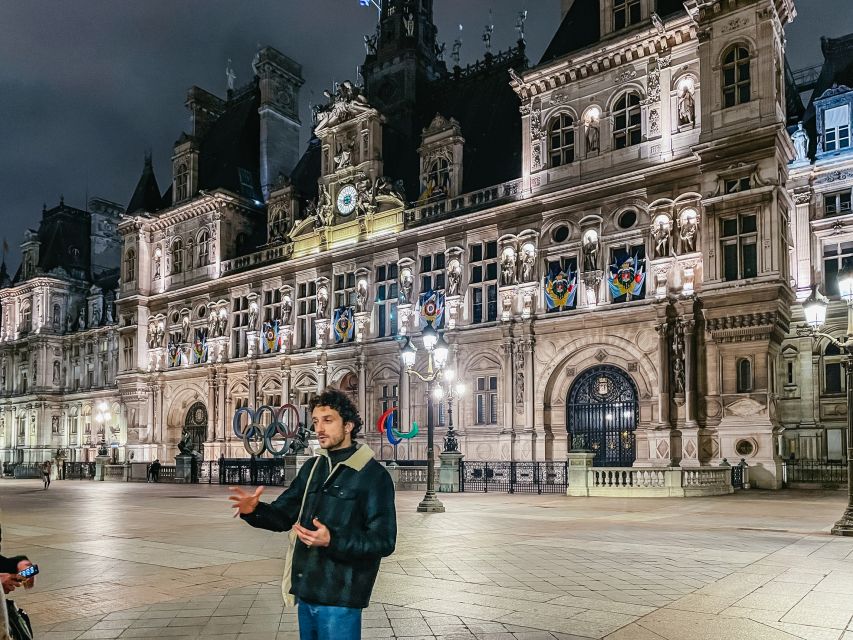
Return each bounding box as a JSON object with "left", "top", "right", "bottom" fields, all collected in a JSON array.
[{"left": 725, "top": 397, "right": 766, "bottom": 417}]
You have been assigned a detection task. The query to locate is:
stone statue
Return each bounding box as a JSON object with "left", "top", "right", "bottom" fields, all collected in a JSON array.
[
  {"left": 520, "top": 247, "right": 536, "bottom": 283},
  {"left": 225, "top": 58, "right": 236, "bottom": 91},
  {"left": 316, "top": 286, "right": 329, "bottom": 318},
  {"left": 363, "top": 34, "right": 377, "bottom": 55},
  {"left": 678, "top": 88, "right": 695, "bottom": 127},
  {"left": 281, "top": 295, "right": 293, "bottom": 326},
  {"left": 452, "top": 36, "right": 462, "bottom": 65},
  {"left": 105, "top": 303, "right": 114, "bottom": 324},
  {"left": 404, "top": 12, "right": 415, "bottom": 37},
  {"left": 215, "top": 311, "right": 228, "bottom": 338},
  {"left": 356, "top": 280, "right": 368, "bottom": 313},
  {"left": 53, "top": 360, "right": 60, "bottom": 384},
  {"left": 582, "top": 232, "right": 599, "bottom": 272},
  {"left": 92, "top": 306, "right": 101, "bottom": 326},
  {"left": 248, "top": 303, "right": 258, "bottom": 332},
  {"left": 181, "top": 315, "right": 190, "bottom": 342},
  {"left": 178, "top": 431, "right": 197, "bottom": 457},
  {"left": 482, "top": 21, "right": 494, "bottom": 53},
  {"left": 334, "top": 140, "right": 353, "bottom": 170},
  {"left": 77, "top": 307, "right": 86, "bottom": 331},
  {"left": 317, "top": 184, "right": 333, "bottom": 227},
  {"left": 792, "top": 122, "right": 809, "bottom": 162},
  {"left": 207, "top": 308, "right": 217, "bottom": 338},
  {"left": 515, "top": 10, "right": 528, "bottom": 42},
  {"left": 400, "top": 268, "right": 414, "bottom": 304},
  {"left": 651, "top": 217, "right": 672, "bottom": 259},
  {"left": 154, "top": 322, "right": 165, "bottom": 348},
  {"left": 672, "top": 321, "right": 685, "bottom": 394},
  {"left": 147, "top": 319, "right": 157, "bottom": 348},
  {"left": 677, "top": 212, "right": 699, "bottom": 254},
  {"left": 288, "top": 424, "right": 311, "bottom": 455},
  {"left": 501, "top": 250, "right": 517, "bottom": 286},
  {"left": 586, "top": 120, "right": 600, "bottom": 152},
  {"left": 154, "top": 252, "right": 161, "bottom": 279},
  {"left": 447, "top": 261, "right": 462, "bottom": 296}
]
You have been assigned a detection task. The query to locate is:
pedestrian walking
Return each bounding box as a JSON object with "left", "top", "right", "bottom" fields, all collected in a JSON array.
[
  {"left": 150, "top": 459, "right": 161, "bottom": 483},
  {"left": 229, "top": 389, "right": 396, "bottom": 640},
  {"left": 40, "top": 461, "right": 51, "bottom": 490}
]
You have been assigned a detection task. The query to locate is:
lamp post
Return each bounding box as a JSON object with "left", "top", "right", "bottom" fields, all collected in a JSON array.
[
  {"left": 798, "top": 268, "right": 853, "bottom": 535},
  {"left": 401, "top": 325, "right": 449, "bottom": 513},
  {"left": 437, "top": 368, "right": 466, "bottom": 453},
  {"left": 94, "top": 402, "right": 112, "bottom": 457}
]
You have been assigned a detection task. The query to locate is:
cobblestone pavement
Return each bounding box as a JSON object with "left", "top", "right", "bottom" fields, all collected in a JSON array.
[{"left": 3, "top": 481, "right": 853, "bottom": 639}]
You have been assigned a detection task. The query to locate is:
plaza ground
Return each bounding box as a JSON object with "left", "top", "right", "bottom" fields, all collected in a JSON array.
[{"left": 2, "top": 482, "right": 853, "bottom": 639}]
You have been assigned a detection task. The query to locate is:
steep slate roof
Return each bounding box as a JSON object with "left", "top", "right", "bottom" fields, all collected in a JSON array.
[
  {"left": 809, "top": 34, "right": 853, "bottom": 107},
  {"left": 31, "top": 202, "right": 91, "bottom": 280},
  {"left": 540, "top": 0, "right": 686, "bottom": 64},
  {"left": 127, "top": 154, "right": 164, "bottom": 214},
  {"left": 289, "top": 135, "right": 321, "bottom": 202}
]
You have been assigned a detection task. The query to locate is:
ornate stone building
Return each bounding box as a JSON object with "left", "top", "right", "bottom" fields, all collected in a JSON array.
[{"left": 6, "top": 0, "right": 846, "bottom": 491}]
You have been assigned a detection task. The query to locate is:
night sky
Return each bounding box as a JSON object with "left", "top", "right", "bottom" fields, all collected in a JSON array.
[{"left": 0, "top": 0, "right": 849, "bottom": 272}]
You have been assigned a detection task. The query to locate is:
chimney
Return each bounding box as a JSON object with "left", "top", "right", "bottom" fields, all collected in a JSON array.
[{"left": 561, "top": 0, "right": 575, "bottom": 19}]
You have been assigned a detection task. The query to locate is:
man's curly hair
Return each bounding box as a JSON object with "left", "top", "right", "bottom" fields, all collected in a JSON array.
[{"left": 309, "top": 389, "right": 363, "bottom": 438}]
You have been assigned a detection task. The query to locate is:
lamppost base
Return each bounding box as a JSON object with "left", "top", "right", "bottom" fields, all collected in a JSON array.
[
  {"left": 831, "top": 508, "right": 853, "bottom": 536},
  {"left": 416, "top": 491, "right": 445, "bottom": 513}
]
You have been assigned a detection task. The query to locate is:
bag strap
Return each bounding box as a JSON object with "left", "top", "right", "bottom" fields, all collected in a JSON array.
[{"left": 295, "top": 457, "right": 321, "bottom": 525}]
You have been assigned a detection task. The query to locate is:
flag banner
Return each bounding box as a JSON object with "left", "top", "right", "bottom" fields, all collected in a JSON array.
[
  {"left": 544, "top": 267, "right": 577, "bottom": 311},
  {"left": 262, "top": 321, "right": 280, "bottom": 354},
  {"left": 168, "top": 342, "right": 181, "bottom": 368},
  {"left": 192, "top": 331, "right": 208, "bottom": 364},
  {"left": 333, "top": 307, "right": 355, "bottom": 343},
  {"left": 417, "top": 289, "right": 445, "bottom": 328},
  {"left": 608, "top": 254, "right": 646, "bottom": 299}
]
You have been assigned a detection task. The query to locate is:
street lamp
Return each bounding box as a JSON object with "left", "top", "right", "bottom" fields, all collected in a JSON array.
[
  {"left": 797, "top": 274, "right": 853, "bottom": 535},
  {"left": 400, "top": 328, "right": 450, "bottom": 513},
  {"left": 438, "top": 368, "right": 466, "bottom": 453}
]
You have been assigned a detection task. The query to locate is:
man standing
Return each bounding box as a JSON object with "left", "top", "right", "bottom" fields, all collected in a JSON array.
[
  {"left": 230, "top": 389, "right": 396, "bottom": 640},
  {"left": 41, "top": 460, "right": 51, "bottom": 490}
]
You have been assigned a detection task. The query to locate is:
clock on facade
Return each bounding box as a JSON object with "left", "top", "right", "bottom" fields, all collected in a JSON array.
[{"left": 336, "top": 185, "right": 358, "bottom": 216}]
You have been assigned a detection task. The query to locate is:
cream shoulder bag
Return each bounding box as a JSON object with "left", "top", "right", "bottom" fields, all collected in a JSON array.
[{"left": 281, "top": 458, "right": 321, "bottom": 607}]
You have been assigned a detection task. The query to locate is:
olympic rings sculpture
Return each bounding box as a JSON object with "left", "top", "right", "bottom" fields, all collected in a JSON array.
[
  {"left": 376, "top": 407, "right": 419, "bottom": 446},
  {"left": 232, "top": 404, "right": 302, "bottom": 457}
]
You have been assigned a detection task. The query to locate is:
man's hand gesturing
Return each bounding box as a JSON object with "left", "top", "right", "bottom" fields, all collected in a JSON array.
[
  {"left": 228, "top": 486, "right": 264, "bottom": 518},
  {"left": 0, "top": 573, "right": 23, "bottom": 594},
  {"left": 294, "top": 518, "right": 331, "bottom": 548}
]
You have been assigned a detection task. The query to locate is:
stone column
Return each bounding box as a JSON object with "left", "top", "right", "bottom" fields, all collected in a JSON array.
[
  {"left": 399, "top": 364, "right": 410, "bottom": 455},
  {"left": 500, "top": 337, "right": 514, "bottom": 434},
  {"left": 316, "top": 353, "right": 327, "bottom": 394},
  {"left": 156, "top": 383, "right": 165, "bottom": 445},
  {"left": 655, "top": 321, "right": 670, "bottom": 426},
  {"left": 206, "top": 368, "right": 216, "bottom": 442},
  {"left": 280, "top": 358, "right": 291, "bottom": 405},
  {"left": 248, "top": 365, "right": 258, "bottom": 408},
  {"left": 683, "top": 318, "right": 697, "bottom": 428},
  {"left": 356, "top": 352, "right": 367, "bottom": 421},
  {"left": 217, "top": 370, "right": 228, "bottom": 443},
  {"left": 146, "top": 383, "right": 155, "bottom": 444},
  {"left": 523, "top": 337, "right": 535, "bottom": 433},
  {"left": 793, "top": 191, "right": 812, "bottom": 295}
]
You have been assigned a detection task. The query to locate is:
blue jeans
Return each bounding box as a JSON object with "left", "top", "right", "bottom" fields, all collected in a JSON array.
[{"left": 297, "top": 600, "right": 362, "bottom": 640}]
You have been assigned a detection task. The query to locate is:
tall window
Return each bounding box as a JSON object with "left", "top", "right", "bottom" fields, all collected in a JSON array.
[
  {"left": 20, "top": 301, "right": 31, "bottom": 333},
  {"left": 420, "top": 252, "right": 446, "bottom": 293},
  {"left": 263, "top": 288, "right": 282, "bottom": 323},
  {"left": 613, "top": 92, "right": 642, "bottom": 149},
  {"left": 334, "top": 272, "right": 357, "bottom": 308},
  {"left": 424, "top": 157, "right": 450, "bottom": 199},
  {"left": 122, "top": 337, "right": 134, "bottom": 371},
  {"left": 609, "top": 243, "right": 646, "bottom": 303},
  {"left": 175, "top": 163, "right": 189, "bottom": 201},
  {"left": 823, "top": 105, "right": 851, "bottom": 152},
  {"left": 545, "top": 256, "right": 578, "bottom": 312},
  {"left": 197, "top": 229, "right": 210, "bottom": 266},
  {"left": 720, "top": 214, "right": 758, "bottom": 281},
  {"left": 823, "top": 240, "right": 853, "bottom": 296},
  {"left": 375, "top": 263, "right": 399, "bottom": 338},
  {"left": 230, "top": 296, "right": 249, "bottom": 358},
  {"left": 470, "top": 240, "right": 498, "bottom": 324},
  {"left": 825, "top": 342, "right": 844, "bottom": 395},
  {"left": 171, "top": 238, "right": 183, "bottom": 275},
  {"left": 297, "top": 282, "right": 317, "bottom": 350},
  {"left": 736, "top": 358, "right": 753, "bottom": 393},
  {"left": 548, "top": 114, "right": 575, "bottom": 167},
  {"left": 825, "top": 191, "right": 853, "bottom": 217},
  {"left": 379, "top": 384, "right": 398, "bottom": 415},
  {"left": 613, "top": 0, "right": 640, "bottom": 30},
  {"left": 124, "top": 249, "right": 136, "bottom": 282},
  {"left": 475, "top": 375, "right": 498, "bottom": 425},
  {"left": 722, "top": 46, "right": 751, "bottom": 109}
]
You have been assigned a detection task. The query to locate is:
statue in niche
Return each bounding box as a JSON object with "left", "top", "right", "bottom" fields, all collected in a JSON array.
[
  {"left": 77, "top": 307, "right": 86, "bottom": 331},
  {"left": 585, "top": 119, "right": 600, "bottom": 152},
  {"left": 247, "top": 304, "right": 258, "bottom": 332},
  {"left": 671, "top": 320, "right": 686, "bottom": 394},
  {"left": 582, "top": 231, "right": 599, "bottom": 272},
  {"left": 791, "top": 122, "right": 809, "bottom": 162},
  {"left": 501, "top": 249, "right": 516, "bottom": 286},
  {"left": 53, "top": 360, "right": 60, "bottom": 384},
  {"left": 399, "top": 268, "right": 414, "bottom": 304},
  {"left": 92, "top": 306, "right": 101, "bottom": 326},
  {"left": 651, "top": 216, "right": 672, "bottom": 259},
  {"left": 281, "top": 295, "right": 293, "bottom": 326},
  {"left": 316, "top": 286, "right": 329, "bottom": 319},
  {"left": 154, "top": 322, "right": 165, "bottom": 348},
  {"left": 207, "top": 308, "right": 217, "bottom": 338},
  {"left": 356, "top": 280, "right": 368, "bottom": 313},
  {"left": 181, "top": 315, "right": 190, "bottom": 342},
  {"left": 154, "top": 251, "right": 161, "bottom": 279},
  {"left": 520, "top": 245, "right": 536, "bottom": 282},
  {"left": 678, "top": 87, "right": 696, "bottom": 127},
  {"left": 216, "top": 311, "right": 228, "bottom": 338},
  {"left": 404, "top": 12, "right": 415, "bottom": 37},
  {"left": 447, "top": 260, "right": 462, "bottom": 296},
  {"left": 147, "top": 319, "right": 157, "bottom": 348},
  {"left": 334, "top": 138, "right": 354, "bottom": 170},
  {"left": 316, "top": 184, "right": 334, "bottom": 227},
  {"left": 677, "top": 210, "right": 699, "bottom": 254}
]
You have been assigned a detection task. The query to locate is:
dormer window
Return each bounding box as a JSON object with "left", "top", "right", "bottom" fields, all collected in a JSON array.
[
  {"left": 124, "top": 249, "right": 136, "bottom": 282},
  {"left": 613, "top": 0, "right": 640, "bottom": 30},
  {"left": 825, "top": 191, "right": 852, "bottom": 217},
  {"left": 548, "top": 114, "right": 575, "bottom": 167},
  {"left": 613, "top": 92, "right": 642, "bottom": 149},
  {"left": 824, "top": 105, "right": 851, "bottom": 152},
  {"left": 171, "top": 238, "right": 183, "bottom": 275},
  {"left": 424, "top": 157, "right": 450, "bottom": 199},
  {"left": 175, "top": 163, "right": 189, "bottom": 201},
  {"left": 722, "top": 45, "right": 751, "bottom": 109}
]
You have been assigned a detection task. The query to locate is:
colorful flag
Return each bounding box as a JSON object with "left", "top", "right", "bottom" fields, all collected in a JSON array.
[
  {"left": 192, "top": 330, "right": 208, "bottom": 364},
  {"left": 168, "top": 342, "right": 181, "bottom": 368},
  {"left": 333, "top": 307, "right": 355, "bottom": 343},
  {"left": 608, "top": 254, "right": 646, "bottom": 299},
  {"left": 262, "top": 321, "right": 280, "bottom": 353},
  {"left": 544, "top": 267, "right": 577, "bottom": 311},
  {"left": 417, "top": 290, "right": 445, "bottom": 328}
]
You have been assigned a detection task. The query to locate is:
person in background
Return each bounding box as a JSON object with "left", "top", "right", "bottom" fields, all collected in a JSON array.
[{"left": 40, "top": 461, "right": 51, "bottom": 490}]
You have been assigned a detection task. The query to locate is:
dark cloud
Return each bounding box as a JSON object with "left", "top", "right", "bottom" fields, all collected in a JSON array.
[{"left": 0, "top": 0, "right": 844, "bottom": 271}]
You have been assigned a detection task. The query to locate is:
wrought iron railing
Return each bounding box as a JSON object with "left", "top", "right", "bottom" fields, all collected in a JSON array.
[
  {"left": 10, "top": 464, "right": 43, "bottom": 479},
  {"left": 784, "top": 460, "right": 847, "bottom": 485},
  {"left": 63, "top": 462, "right": 96, "bottom": 480},
  {"left": 459, "top": 461, "right": 568, "bottom": 494}
]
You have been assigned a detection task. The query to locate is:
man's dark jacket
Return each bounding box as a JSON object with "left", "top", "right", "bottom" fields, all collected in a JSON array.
[{"left": 241, "top": 443, "right": 396, "bottom": 609}]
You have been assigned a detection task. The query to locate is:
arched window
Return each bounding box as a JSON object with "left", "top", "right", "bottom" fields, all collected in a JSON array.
[
  {"left": 124, "top": 249, "right": 136, "bottom": 282},
  {"left": 736, "top": 358, "right": 752, "bottom": 393},
  {"left": 175, "top": 163, "right": 189, "bottom": 201},
  {"left": 171, "top": 238, "right": 183, "bottom": 275},
  {"left": 613, "top": 92, "right": 642, "bottom": 149},
  {"left": 424, "top": 157, "right": 450, "bottom": 199},
  {"left": 20, "top": 301, "right": 31, "bottom": 332},
  {"left": 824, "top": 341, "right": 844, "bottom": 395},
  {"left": 197, "top": 230, "right": 210, "bottom": 266},
  {"left": 548, "top": 113, "right": 575, "bottom": 167},
  {"left": 722, "top": 45, "right": 751, "bottom": 109}
]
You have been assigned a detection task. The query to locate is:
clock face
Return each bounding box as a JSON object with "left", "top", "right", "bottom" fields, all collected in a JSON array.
[{"left": 337, "top": 185, "right": 358, "bottom": 216}]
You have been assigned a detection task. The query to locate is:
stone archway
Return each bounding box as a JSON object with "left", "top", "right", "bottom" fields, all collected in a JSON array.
[
  {"left": 567, "top": 365, "right": 638, "bottom": 467},
  {"left": 183, "top": 402, "right": 207, "bottom": 460}
]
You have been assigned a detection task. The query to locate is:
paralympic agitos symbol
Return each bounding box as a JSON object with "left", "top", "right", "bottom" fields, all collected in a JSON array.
[
  {"left": 233, "top": 404, "right": 302, "bottom": 457},
  {"left": 376, "top": 407, "right": 419, "bottom": 446}
]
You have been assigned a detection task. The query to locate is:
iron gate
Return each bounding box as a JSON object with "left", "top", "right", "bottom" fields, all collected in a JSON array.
[
  {"left": 183, "top": 402, "right": 208, "bottom": 460},
  {"left": 459, "top": 461, "right": 568, "bottom": 493},
  {"left": 567, "top": 365, "right": 638, "bottom": 467}
]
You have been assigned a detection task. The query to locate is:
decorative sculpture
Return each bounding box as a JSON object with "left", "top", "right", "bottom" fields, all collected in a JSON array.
[
  {"left": 316, "top": 286, "right": 329, "bottom": 318},
  {"left": 363, "top": 33, "right": 377, "bottom": 55},
  {"left": 677, "top": 209, "right": 699, "bottom": 254},
  {"left": 520, "top": 244, "right": 536, "bottom": 282},
  {"left": 582, "top": 230, "right": 599, "bottom": 272},
  {"left": 672, "top": 321, "right": 686, "bottom": 394},
  {"left": 515, "top": 10, "right": 528, "bottom": 42},
  {"left": 404, "top": 12, "right": 415, "bottom": 37},
  {"left": 447, "top": 260, "right": 462, "bottom": 296},
  {"left": 792, "top": 122, "right": 809, "bottom": 162},
  {"left": 356, "top": 280, "right": 368, "bottom": 313},
  {"left": 225, "top": 58, "right": 236, "bottom": 91},
  {"left": 585, "top": 110, "right": 601, "bottom": 153},
  {"left": 400, "top": 268, "right": 414, "bottom": 304},
  {"left": 651, "top": 215, "right": 672, "bottom": 259},
  {"left": 247, "top": 303, "right": 258, "bottom": 332},
  {"left": 281, "top": 295, "right": 293, "bottom": 326},
  {"left": 181, "top": 315, "right": 190, "bottom": 342},
  {"left": 178, "top": 431, "right": 198, "bottom": 457},
  {"left": 207, "top": 308, "right": 217, "bottom": 338},
  {"left": 678, "top": 87, "right": 696, "bottom": 127},
  {"left": 501, "top": 248, "right": 517, "bottom": 286}
]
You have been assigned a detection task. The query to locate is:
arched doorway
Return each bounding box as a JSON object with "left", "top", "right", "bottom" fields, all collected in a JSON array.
[
  {"left": 567, "top": 365, "right": 638, "bottom": 467},
  {"left": 183, "top": 402, "right": 207, "bottom": 460}
]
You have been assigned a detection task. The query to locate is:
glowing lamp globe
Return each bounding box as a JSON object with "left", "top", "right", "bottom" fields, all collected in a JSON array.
[
  {"left": 401, "top": 338, "right": 417, "bottom": 368},
  {"left": 421, "top": 325, "right": 438, "bottom": 351},
  {"left": 803, "top": 287, "right": 827, "bottom": 329}
]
